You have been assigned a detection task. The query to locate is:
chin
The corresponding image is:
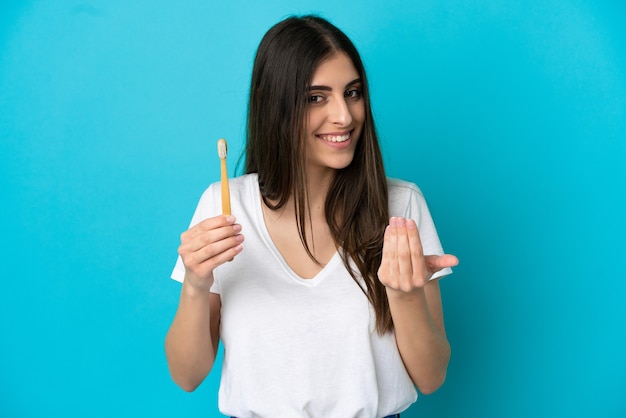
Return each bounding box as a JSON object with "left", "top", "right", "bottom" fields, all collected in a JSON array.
[{"left": 330, "top": 158, "right": 355, "bottom": 170}]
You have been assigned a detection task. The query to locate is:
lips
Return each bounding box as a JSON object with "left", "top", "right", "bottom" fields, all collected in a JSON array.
[{"left": 318, "top": 132, "right": 351, "bottom": 143}]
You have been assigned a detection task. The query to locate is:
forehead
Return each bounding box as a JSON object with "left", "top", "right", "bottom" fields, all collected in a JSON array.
[{"left": 310, "top": 52, "right": 359, "bottom": 84}]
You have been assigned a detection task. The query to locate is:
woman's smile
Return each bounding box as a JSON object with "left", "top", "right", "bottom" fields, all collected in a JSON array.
[{"left": 306, "top": 52, "right": 365, "bottom": 172}]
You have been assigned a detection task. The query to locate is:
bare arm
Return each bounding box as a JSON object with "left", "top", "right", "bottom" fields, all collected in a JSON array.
[
  {"left": 165, "top": 215, "right": 243, "bottom": 392},
  {"left": 165, "top": 283, "right": 221, "bottom": 391},
  {"left": 378, "top": 217, "right": 458, "bottom": 394}
]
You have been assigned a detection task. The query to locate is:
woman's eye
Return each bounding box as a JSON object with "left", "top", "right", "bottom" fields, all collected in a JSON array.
[
  {"left": 307, "top": 94, "right": 324, "bottom": 103},
  {"left": 345, "top": 88, "right": 362, "bottom": 99}
]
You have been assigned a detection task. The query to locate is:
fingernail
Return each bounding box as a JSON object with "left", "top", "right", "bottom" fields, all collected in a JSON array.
[
  {"left": 233, "top": 224, "right": 242, "bottom": 232},
  {"left": 226, "top": 216, "right": 235, "bottom": 223},
  {"left": 389, "top": 217, "right": 397, "bottom": 227},
  {"left": 406, "top": 219, "right": 417, "bottom": 229},
  {"left": 397, "top": 217, "right": 405, "bottom": 227}
]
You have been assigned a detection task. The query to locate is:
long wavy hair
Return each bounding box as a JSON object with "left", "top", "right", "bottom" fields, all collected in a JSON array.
[{"left": 245, "top": 15, "right": 392, "bottom": 333}]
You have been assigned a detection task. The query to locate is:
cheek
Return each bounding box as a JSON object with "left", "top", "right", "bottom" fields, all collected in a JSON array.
[
  {"left": 352, "top": 101, "right": 365, "bottom": 123},
  {"left": 306, "top": 108, "right": 324, "bottom": 131}
]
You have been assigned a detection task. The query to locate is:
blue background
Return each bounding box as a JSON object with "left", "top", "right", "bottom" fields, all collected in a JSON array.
[{"left": 1, "top": 1, "right": 625, "bottom": 417}]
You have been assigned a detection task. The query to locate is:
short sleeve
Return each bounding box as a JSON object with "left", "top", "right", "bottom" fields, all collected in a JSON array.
[
  {"left": 170, "top": 182, "right": 222, "bottom": 293},
  {"left": 388, "top": 178, "right": 453, "bottom": 281}
]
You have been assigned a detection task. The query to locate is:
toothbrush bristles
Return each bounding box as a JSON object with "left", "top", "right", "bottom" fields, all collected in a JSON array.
[{"left": 217, "top": 139, "right": 228, "bottom": 159}]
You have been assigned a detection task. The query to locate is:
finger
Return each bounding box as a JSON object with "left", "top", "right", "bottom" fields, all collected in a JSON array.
[
  {"left": 388, "top": 218, "right": 402, "bottom": 283},
  {"left": 209, "top": 242, "right": 244, "bottom": 266},
  {"left": 425, "top": 254, "right": 459, "bottom": 273},
  {"left": 183, "top": 215, "right": 236, "bottom": 240},
  {"left": 407, "top": 219, "right": 431, "bottom": 287},
  {"left": 182, "top": 221, "right": 242, "bottom": 253},
  {"left": 395, "top": 218, "right": 414, "bottom": 280},
  {"left": 186, "top": 233, "right": 245, "bottom": 267},
  {"left": 379, "top": 218, "right": 399, "bottom": 284},
  {"left": 405, "top": 219, "right": 426, "bottom": 283},
  {"left": 187, "top": 240, "right": 244, "bottom": 279}
]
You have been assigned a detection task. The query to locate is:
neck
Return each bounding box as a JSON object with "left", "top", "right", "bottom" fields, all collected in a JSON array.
[
  {"left": 262, "top": 167, "right": 335, "bottom": 220},
  {"left": 305, "top": 168, "right": 335, "bottom": 216}
]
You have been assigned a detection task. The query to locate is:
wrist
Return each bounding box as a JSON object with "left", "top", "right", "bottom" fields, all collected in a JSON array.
[
  {"left": 182, "top": 274, "right": 214, "bottom": 298},
  {"left": 385, "top": 286, "right": 426, "bottom": 303}
]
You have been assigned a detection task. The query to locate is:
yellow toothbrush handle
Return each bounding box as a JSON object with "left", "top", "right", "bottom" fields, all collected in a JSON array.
[{"left": 221, "top": 159, "right": 231, "bottom": 215}]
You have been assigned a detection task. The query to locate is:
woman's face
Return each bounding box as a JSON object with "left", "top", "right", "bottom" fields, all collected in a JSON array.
[{"left": 305, "top": 52, "right": 365, "bottom": 176}]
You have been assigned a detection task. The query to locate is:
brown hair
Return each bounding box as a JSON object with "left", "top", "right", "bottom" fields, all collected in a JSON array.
[{"left": 245, "top": 15, "right": 392, "bottom": 333}]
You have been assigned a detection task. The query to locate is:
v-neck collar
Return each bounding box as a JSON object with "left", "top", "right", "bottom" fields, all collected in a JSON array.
[{"left": 249, "top": 174, "right": 340, "bottom": 287}]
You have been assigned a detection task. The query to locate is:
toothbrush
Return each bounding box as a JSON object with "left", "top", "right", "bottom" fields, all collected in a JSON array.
[{"left": 217, "top": 138, "right": 231, "bottom": 215}]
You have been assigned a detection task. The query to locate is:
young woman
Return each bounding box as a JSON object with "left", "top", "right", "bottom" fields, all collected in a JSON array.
[{"left": 165, "top": 15, "right": 458, "bottom": 418}]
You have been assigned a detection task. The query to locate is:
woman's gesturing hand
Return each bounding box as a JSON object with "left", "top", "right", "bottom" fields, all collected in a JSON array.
[
  {"left": 178, "top": 215, "right": 244, "bottom": 292},
  {"left": 378, "top": 217, "right": 458, "bottom": 294}
]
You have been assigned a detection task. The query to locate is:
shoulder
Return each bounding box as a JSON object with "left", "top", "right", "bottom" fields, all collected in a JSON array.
[
  {"left": 387, "top": 177, "right": 428, "bottom": 218},
  {"left": 187, "top": 173, "right": 259, "bottom": 228},
  {"left": 387, "top": 177, "right": 425, "bottom": 200},
  {"left": 202, "top": 173, "right": 258, "bottom": 196},
  {"left": 229, "top": 173, "right": 258, "bottom": 188}
]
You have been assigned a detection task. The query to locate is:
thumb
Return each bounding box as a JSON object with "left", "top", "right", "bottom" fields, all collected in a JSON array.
[{"left": 425, "top": 254, "right": 459, "bottom": 273}]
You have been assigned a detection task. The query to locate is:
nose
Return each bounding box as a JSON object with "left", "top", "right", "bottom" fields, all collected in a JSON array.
[{"left": 328, "top": 96, "right": 353, "bottom": 127}]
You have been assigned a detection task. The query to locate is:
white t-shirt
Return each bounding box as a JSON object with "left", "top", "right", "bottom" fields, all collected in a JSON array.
[{"left": 171, "top": 174, "right": 451, "bottom": 418}]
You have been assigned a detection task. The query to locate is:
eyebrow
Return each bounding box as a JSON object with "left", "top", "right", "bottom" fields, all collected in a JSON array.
[{"left": 307, "top": 78, "right": 362, "bottom": 91}]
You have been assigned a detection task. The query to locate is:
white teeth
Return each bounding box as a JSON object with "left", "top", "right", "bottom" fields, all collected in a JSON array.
[{"left": 321, "top": 134, "right": 350, "bottom": 143}]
